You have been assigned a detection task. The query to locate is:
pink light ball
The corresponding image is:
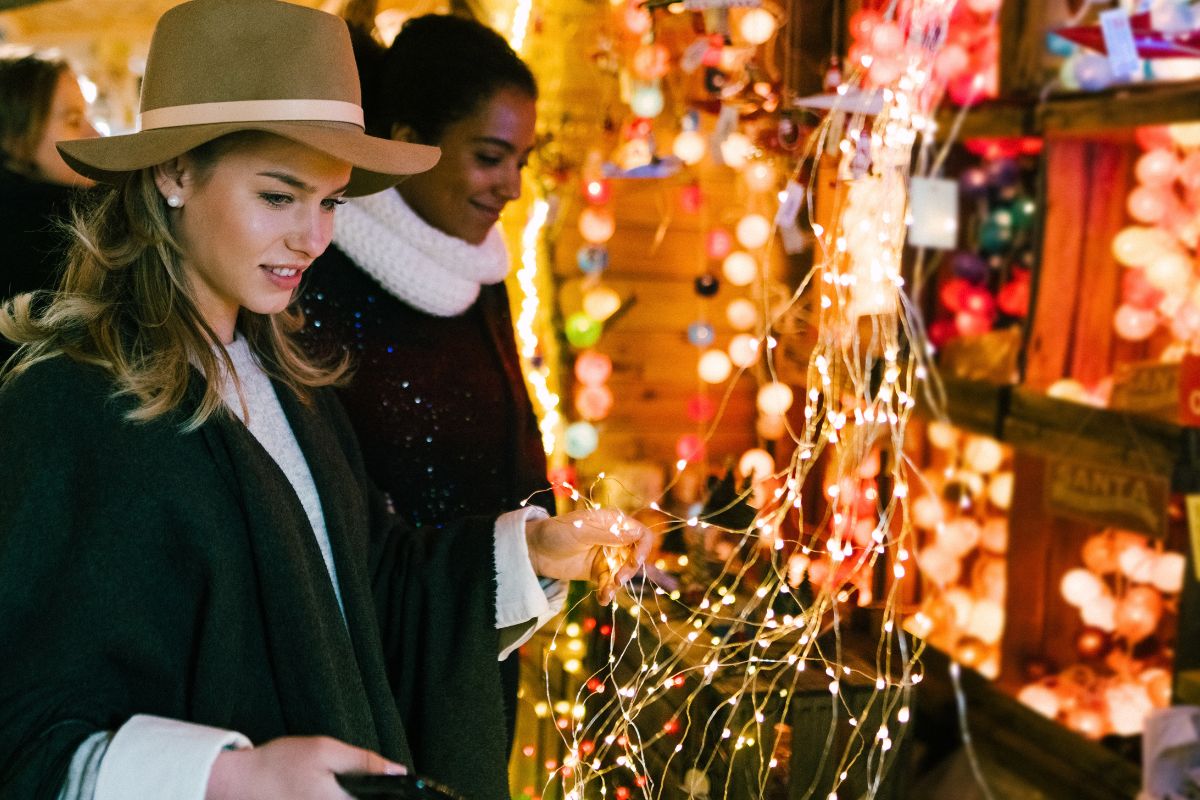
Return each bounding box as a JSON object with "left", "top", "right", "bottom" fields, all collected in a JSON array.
[
  {"left": 756, "top": 414, "right": 786, "bottom": 440},
  {"left": 934, "top": 43, "right": 970, "bottom": 82},
  {"left": 1127, "top": 186, "right": 1171, "bottom": 224},
  {"left": 706, "top": 228, "right": 734, "bottom": 260},
  {"left": 1113, "top": 304, "right": 1158, "bottom": 342},
  {"left": 964, "top": 436, "right": 1005, "bottom": 474},
  {"left": 1144, "top": 251, "right": 1192, "bottom": 294},
  {"left": 1105, "top": 681, "right": 1155, "bottom": 736},
  {"left": 1122, "top": 268, "right": 1166, "bottom": 311},
  {"left": 1119, "top": 544, "right": 1156, "bottom": 583},
  {"left": 973, "top": 556, "right": 1007, "bottom": 602},
  {"left": 574, "top": 351, "right": 612, "bottom": 385},
  {"left": 1135, "top": 126, "right": 1173, "bottom": 151},
  {"left": 1060, "top": 568, "right": 1104, "bottom": 608},
  {"left": 675, "top": 433, "right": 705, "bottom": 463},
  {"left": 1111, "top": 226, "right": 1175, "bottom": 268},
  {"left": 685, "top": 393, "right": 716, "bottom": 423},
  {"left": 579, "top": 207, "right": 616, "bottom": 244},
  {"left": 1113, "top": 586, "right": 1164, "bottom": 643},
  {"left": 868, "top": 55, "right": 904, "bottom": 87},
  {"left": 1080, "top": 592, "right": 1117, "bottom": 632},
  {"left": 927, "top": 420, "right": 959, "bottom": 450},
  {"left": 575, "top": 385, "right": 614, "bottom": 421},
  {"left": 955, "top": 309, "right": 993, "bottom": 337},
  {"left": 1136, "top": 149, "right": 1181, "bottom": 188},
  {"left": 848, "top": 8, "right": 882, "bottom": 43},
  {"left": 917, "top": 545, "right": 962, "bottom": 587},
  {"left": 870, "top": 21, "right": 904, "bottom": 57},
  {"left": 1170, "top": 302, "right": 1200, "bottom": 343}
]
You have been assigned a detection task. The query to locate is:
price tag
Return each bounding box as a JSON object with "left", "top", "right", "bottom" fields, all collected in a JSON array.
[
  {"left": 1100, "top": 9, "right": 1140, "bottom": 79},
  {"left": 775, "top": 180, "right": 808, "bottom": 254},
  {"left": 907, "top": 176, "right": 959, "bottom": 250},
  {"left": 710, "top": 104, "right": 740, "bottom": 166}
]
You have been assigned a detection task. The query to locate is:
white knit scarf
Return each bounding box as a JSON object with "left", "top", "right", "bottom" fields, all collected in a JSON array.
[{"left": 331, "top": 188, "right": 511, "bottom": 317}]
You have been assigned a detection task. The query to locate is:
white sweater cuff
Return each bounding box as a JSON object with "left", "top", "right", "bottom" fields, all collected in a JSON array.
[
  {"left": 95, "top": 715, "right": 251, "bottom": 800},
  {"left": 494, "top": 506, "right": 567, "bottom": 659}
]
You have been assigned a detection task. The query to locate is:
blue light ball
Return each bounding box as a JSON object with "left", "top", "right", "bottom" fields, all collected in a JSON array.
[
  {"left": 577, "top": 245, "right": 609, "bottom": 275},
  {"left": 687, "top": 321, "right": 716, "bottom": 347},
  {"left": 565, "top": 421, "right": 599, "bottom": 460}
]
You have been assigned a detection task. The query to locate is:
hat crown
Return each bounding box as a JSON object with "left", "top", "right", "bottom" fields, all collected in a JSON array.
[{"left": 139, "top": 0, "right": 361, "bottom": 115}]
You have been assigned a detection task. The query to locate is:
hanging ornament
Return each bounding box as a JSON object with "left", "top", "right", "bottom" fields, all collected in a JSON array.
[
  {"left": 738, "top": 7, "right": 777, "bottom": 45},
  {"left": 631, "top": 43, "right": 671, "bottom": 80},
  {"left": 722, "top": 251, "right": 758, "bottom": 286},
  {"left": 565, "top": 421, "right": 599, "bottom": 459},
  {"left": 725, "top": 298, "right": 758, "bottom": 330},
  {"left": 630, "top": 83, "right": 665, "bottom": 118},
  {"left": 737, "top": 448, "right": 774, "bottom": 481},
  {"left": 680, "top": 182, "right": 704, "bottom": 213},
  {"left": 577, "top": 245, "right": 609, "bottom": 274},
  {"left": 673, "top": 130, "right": 707, "bottom": 165},
  {"left": 575, "top": 351, "right": 613, "bottom": 385},
  {"left": 565, "top": 312, "right": 603, "bottom": 348},
  {"left": 728, "top": 333, "right": 760, "bottom": 367},
  {"left": 698, "top": 349, "right": 733, "bottom": 383},
  {"left": 736, "top": 213, "right": 772, "bottom": 249},
  {"left": 693, "top": 273, "right": 720, "bottom": 297},
  {"left": 706, "top": 228, "right": 734, "bottom": 260},
  {"left": 686, "top": 393, "right": 716, "bottom": 423},
  {"left": 576, "top": 385, "right": 615, "bottom": 421},
  {"left": 583, "top": 178, "right": 612, "bottom": 205},
  {"left": 583, "top": 285, "right": 622, "bottom": 321},
  {"left": 676, "top": 433, "right": 705, "bottom": 462},
  {"left": 579, "top": 207, "right": 616, "bottom": 244},
  {"left": 687, "top": 321, "right": 716, "bottom": 346}
]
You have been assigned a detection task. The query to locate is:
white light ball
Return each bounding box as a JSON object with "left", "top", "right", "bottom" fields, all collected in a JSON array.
[
  {"left": 744, "top": 161, "right": 777, "bottom": 193},
  {"left": 1151, "top": 552, "right": 1186, "bottom": 594},
  {"left": 916, "top": 546, "right": 962, "bottom": 587},
  {"left": 630, "top": 84, "right": 665, "bottom": 118},
  {"left": 1170, "top": 121, "right": 1200, "bottom": 148},
  {"left": 1081, "top": 593, "right": 1117, "bottom": 631},
  {"left": 966, "top": 598, "right": 1005, "bottom": 645},
  {"left": 911, "top": 494, "right": 945, "bottom": 530},
  {"left": 728, "top": 333, "right": 760, "bottom": 368},
  {"left": 1060, "top": 568, "right": 1104, "bottom": 607},
  {"left": 739, "top": 7, "right": 777, "bottom": 45},
  {"left": 964, "top": 436, "right": 1005, "bottom": 474},
  {"left": 720, "top": 133, "right": 754, "bottom": 170},
  {"left": 1047, "top": 378, "right": 1090, "bottom": 403},
  {"left": 698, "top": 349, "right": 733, "bottom": 383},
  {"left": 738, "top": 447, "right": 774, "bottom": 482},
  {"left": 756, "top": 381, "right": 794, "bottom": 416},
  {"left": 1105, "top": 682, "right": 1154, "bottom": 737},
  {"left": 582, "top": 285, "right": 621, "bottom": 321},
  {"left": 736, "top": 213, "right": 772, "bottom": 249},
  {"left": 722, "top": 251, "right": 758, "bottom": 286},
  {"left": 726, "top": 298, "right": 759, "bottom": 330},
  {"left": 1145, "top": 251, "right": 1193, "bottom": 294},
  {"left": 944, "top": 587, "right": 975, "bottom": 628},
  {"left": 987, "top": 471, "right": 1014, "bottom": 510},
  {"left": 1018, "top": 684, "right": 1061, "bottom": 719},
  {"left": 673, "top": 130, "right": 707, "bottom": 165},
  {"left": 936, "top": 518, "right": 982, "bottom": 557},
  {"left": 1119, "top": 545, "right": 1156, "bottom": 583},
  {"left": 979, "top": 517, "right": 1008, "bottom": 554},
  {"left": 927, "top": 420, "right": 959, "bottom": 450}
]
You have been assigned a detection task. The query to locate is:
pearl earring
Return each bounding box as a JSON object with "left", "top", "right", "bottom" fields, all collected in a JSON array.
[{"left": 167, "top": 195, "right": 182, "bottom": 208}]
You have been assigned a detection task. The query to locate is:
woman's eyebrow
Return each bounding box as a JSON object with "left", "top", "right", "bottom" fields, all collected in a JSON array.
[{"left": 257, "top": 171, "right": 349, "bottom": 195}]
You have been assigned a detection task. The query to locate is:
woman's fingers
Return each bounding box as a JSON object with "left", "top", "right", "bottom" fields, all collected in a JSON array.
[{"left": 592, "top": 547, "right": 615, "bottom": 605}]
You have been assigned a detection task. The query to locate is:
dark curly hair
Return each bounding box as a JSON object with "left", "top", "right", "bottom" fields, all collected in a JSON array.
[{"left": 354, "top": 14, "right": 537, "bottom": 145}]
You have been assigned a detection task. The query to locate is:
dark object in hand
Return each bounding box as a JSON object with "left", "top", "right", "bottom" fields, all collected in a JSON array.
[{"left": 336, "top": 773, "right": 466, "bottom": 799}]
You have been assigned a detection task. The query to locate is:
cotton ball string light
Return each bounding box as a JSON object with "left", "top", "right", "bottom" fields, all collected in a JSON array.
[
  {"left": 579, "top": 207, "right": 616, "bottom": 244},
  {"left": 726, "top": 298, "right": 759, "bottom": 330},
  {"left": 1114, "top": 304, "right": 1159, "bottom": 342},
  {"left": 719, "top": 133, "right": 754, "bottom": 170},
  {"left": 916, "top": 546, "right": 962, "bottom": 587},
  {"left": 744, "top": 161, "right": 777, "bottom": 194},
  {"left": 577, "top": 245, "right": 608, "bottom": 275},
  {"left": 738, "top": 7, "right": 777, "bottom": 45},
  {"left": 722, "top": 251, "right": 758, "bottom": 286},
  {"left": 1060, "top": 568, "right": 1104, "bottom": 608},
  {"left": 565, "top": 421, "right": 599, "bottom": 459},
  {"left": 582, "top": 285, "right": 621, "bottom": 321},
  {"left": 937, "top": 518, "right": 981, "bottom": 557},
  {"left": 1135, "top": 149, "right": 1181, "bottom": 188},
  {"left": 673, "top": 130, "right": 706, "bottom": 165},
  {"left": 911, "top": 494, "right": 944, "bottom": 530},
  {"left": 1113, "top": 586, "right": 1163, "bottom": 643},
  {"left": 736, "top": 214, "right": 772, "bottom": 249},
  {"left": 574, "top": 351, "right": 612, "bottom": 386},
  {"left": 706, "top": 228, "right": 734, "bottom": 260},
  {"left": 1151, "top": 552, "right": 1186, "bottom": 594},
  {"left": 687, "top": 321, "right": 716, "bottom": 347},
  {"left": 1105, "top": 682, "right": 1155, "bottom": 737},
  {"left": 565, "top": 312, "right": 603, "bottom": 348},
  {"left": 966, "top": 598, "right": 1005, "bottom": 645},
  {"left": 576, "top": 385, "right": 614, "bottom": 421},
  {"left": 676, "top": 433, "right": 705, "bottom": 462},
  {"left": 698, "top": 349, "right": 732, "bottom": 383},
  {"left": 728, "top": 333, "right": 760, "bottom": 368},
  {"left": 1018, "top": 684, "right": 1061, "bottom": 719},
  {"left": 1080, "top": 593, "right": 1117, "bottom": 632},
  {"left": 1118, "top": 544, "right": 1156, "bottom": 584},
  {"left": 630, "top": 84, "right": 665, "bottom": 119},
  {"left": 756, "top": 414, "right": 785, "bottom": 440},
  {"left": 963, "top": 436, "right": 1004, "bottom": 474},
  {"left": 738, "top": 448, "right": 774, "bottom": 482},
  {"left": 756, "top": 381, "right": 794, "bottom": 416},
  {"left": 986, "top": 471, "right": 1014, "bottom": 510},
  {"left": 927, "top": 420, "right": 959, "bottom": 450}
]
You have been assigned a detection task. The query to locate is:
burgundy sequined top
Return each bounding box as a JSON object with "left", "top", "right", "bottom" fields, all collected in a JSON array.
[{"left": 299, "top": 245, "right": 552, "bottom": 528}]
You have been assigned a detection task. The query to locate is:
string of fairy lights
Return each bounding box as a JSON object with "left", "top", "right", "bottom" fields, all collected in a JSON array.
[{"left": 506, "top": 2, "right": 974, "bottom": 798}]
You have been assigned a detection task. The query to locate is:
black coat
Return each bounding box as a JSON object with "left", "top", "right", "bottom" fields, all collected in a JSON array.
[
  {"left": 0, "top": 166, "right": 80, "bottom": 300},
  {"left": 0, "top": 356, "right": 512, "bottom": 799},
  {"left": 300, "top": 245, "right": 553, "bottom": 528}
]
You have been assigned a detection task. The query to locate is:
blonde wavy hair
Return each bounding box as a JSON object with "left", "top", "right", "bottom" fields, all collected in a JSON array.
[{"left": 0, "top": 133, "right": 347, "bottom": 430}]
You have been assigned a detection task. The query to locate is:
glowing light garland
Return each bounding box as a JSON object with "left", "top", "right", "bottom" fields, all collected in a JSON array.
[
  {"left": 513, "top": 197, "right": 563, "bottom": 456},
  {"left": 536, "top": 2, "right": 971, "bottom": 798},
  {"left": 508, "top": 0, "right": 535, "bottom": 54}
]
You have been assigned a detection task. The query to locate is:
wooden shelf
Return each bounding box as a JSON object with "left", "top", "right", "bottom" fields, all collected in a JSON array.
[{"left": 936, "top": 79, "right": 1200, "bottom": 141}]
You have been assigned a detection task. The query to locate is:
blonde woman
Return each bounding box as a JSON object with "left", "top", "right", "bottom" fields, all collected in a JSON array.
[{"left": 0, "top": 2, "right": 648, "bottom": 799}]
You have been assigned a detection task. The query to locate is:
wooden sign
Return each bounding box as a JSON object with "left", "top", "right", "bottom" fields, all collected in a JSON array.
[
  {"left": 1044, "top": 456, "right": 1168, "bottom": 538},
  {"left": 1109, "top": 361, "right": 1179, "bottom": 423},
  {"left": 1180, "top": 353, "right": 1200, "bottom": 426}
]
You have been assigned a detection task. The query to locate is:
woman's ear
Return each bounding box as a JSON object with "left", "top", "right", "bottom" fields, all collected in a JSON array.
[{"left": 153, "top": 157, "right": 194, "bottom": 208}]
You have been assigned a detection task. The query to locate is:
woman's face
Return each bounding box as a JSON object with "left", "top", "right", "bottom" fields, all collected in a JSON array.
[
  {"left": 397, "top": 85, "right": 536, "bottom": 245},
  {"left": 34, "top": 70, "right": 97, "bottom": 187},
  {"left": 158, "top": 135, "right": 351, "bottom": 344}
]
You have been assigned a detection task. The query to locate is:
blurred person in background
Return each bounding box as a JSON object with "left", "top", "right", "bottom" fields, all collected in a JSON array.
[{"left": 0, "top": 50, "right": 98, "bottom": 301}]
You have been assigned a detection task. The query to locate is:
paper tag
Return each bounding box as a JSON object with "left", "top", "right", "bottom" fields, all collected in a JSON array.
[
  {"left": 907, "top": 176, "right": 959, "bottom": 250},
  {"left": 710, "top": 104, "right": 740, "bottom": 167},
  {"left": 1100, "top": 9, "right": 1141, "bottom": 79},
  {"left": 775, "top": 180, "right": 805, "bottom": 225},
  {"left": 1188, "top": 494, "right": 1200, "bottom": 580},
  {"left": 778, "top": 224, "right": 809, "bottom": 254}
]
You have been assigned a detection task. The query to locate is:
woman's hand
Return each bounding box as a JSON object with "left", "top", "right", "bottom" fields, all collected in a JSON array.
[
  {"left": 206, "top": 735, "right": 406, "bottom": 800},
  {"left": 525, "top": 508, "right": 653, "bottom": 605}
]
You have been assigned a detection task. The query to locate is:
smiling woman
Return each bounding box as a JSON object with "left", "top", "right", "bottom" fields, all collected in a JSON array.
[{"left": 0, "top": 2, "right": 651, "bottom": 800}]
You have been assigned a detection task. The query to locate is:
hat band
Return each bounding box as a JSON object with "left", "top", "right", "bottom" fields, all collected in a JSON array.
[{"left": 139, "top": 99, "right": 365, "bottom": 130}]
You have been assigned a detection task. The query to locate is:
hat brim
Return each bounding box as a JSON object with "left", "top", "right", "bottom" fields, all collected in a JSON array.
[{"left": 57, "top": 120, "right": 440, "bottom": 197}]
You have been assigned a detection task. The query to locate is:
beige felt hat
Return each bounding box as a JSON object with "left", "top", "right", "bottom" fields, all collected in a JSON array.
[{"left": 57, "top": 0, "right": 439, "bottom": 196}]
